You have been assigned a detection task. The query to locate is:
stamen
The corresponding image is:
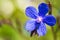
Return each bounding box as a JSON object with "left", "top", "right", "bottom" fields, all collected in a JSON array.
[{"left": 36, "top": 16, "right": 43, "bottom": 23}]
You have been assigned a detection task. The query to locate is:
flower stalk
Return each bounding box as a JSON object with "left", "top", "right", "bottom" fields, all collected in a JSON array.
[{"left": 48, "top": 1, "right": 57, "bottom": 40}]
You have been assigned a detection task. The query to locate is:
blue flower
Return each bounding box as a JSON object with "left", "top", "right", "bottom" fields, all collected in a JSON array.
[{"left": 25, "top": 3, "right": 56, "bottom": 36}]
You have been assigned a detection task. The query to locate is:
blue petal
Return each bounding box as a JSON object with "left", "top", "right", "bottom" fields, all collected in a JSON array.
[
  {"left": 25, "top": 6, "right": 38, "bottom": 19},
  {"left": 37, "top": 22, "right": 46, "bottom": 36},
  {"left": 43, "top": 15, "right": 56, "bottom": 26},
  {"left": 25, "top": 20, "right": 36, "bottom": 32},
  {"left": 38, "top": 3, "right": 49, "bottom": 17}
]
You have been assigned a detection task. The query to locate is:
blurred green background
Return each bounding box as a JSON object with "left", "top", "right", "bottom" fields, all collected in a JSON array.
[{"left": 0, "top": 0, "right": 60, "bottom": 40}]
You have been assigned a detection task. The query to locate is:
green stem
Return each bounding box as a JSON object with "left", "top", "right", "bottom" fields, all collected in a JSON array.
[{"left": 48, "top": 1, "right": 57, "bottom": 40}]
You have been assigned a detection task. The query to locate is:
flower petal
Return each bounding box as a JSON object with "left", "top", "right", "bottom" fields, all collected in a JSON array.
[
  {"left": 38, "top": 3, "right": 49, "bottom": 17},
  {"left": 25, "top": 6, "right": 38, "bottom": 19},
  {"left": 43, "top": 15, "right": 56, "bottom": 26},
  {"left": 25, "top": 20, "right": 36, "bottom": 32},
  {"left": 37, "top": 22, "right": 46, "bottom": 36}
]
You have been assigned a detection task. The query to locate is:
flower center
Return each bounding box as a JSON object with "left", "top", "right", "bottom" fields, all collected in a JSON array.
[{"left": 36, "top": 16, "right": 43, "bottom": 23}]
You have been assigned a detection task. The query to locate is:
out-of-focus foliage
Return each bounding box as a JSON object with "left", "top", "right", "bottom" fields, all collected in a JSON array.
[{"left": 45, "top": 0, "right": 60, "bottom": 16}]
